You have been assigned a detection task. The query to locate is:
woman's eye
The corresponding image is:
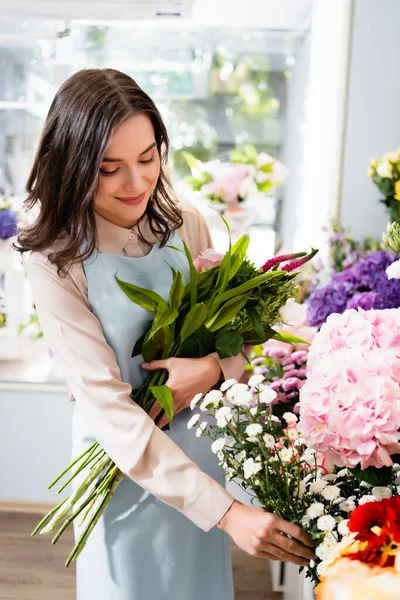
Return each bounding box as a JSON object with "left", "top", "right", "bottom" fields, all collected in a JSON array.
[
  {"left": 139, "top": 156, "right": 155, "bottom": 164},
  {"left": 99, "top": 168, "right": 119, "bottom": 176}
]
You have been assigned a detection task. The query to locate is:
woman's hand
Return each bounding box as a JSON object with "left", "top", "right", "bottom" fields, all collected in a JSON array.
[
  {"left": 141, "top": 356, "right": 221, "bottom": 428},
  {"left": 218, "top": 501, "right": 316, "bottom": 566}
]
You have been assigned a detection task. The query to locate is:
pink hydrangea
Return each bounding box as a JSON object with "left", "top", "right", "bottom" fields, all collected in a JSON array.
[{"left": 299, "top": 308, "right": 400, "bottom": 469}]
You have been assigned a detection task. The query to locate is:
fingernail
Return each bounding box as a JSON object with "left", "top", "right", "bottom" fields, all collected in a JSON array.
[{"left": 141, "top": 363, "right": 148, "bottom": 367}]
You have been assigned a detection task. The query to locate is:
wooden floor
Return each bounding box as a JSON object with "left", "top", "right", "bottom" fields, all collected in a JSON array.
[{"left": 0, "top": 511, "right": 282, "bottom": 600}]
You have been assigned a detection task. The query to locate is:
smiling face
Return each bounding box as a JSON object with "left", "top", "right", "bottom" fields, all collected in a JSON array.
[{"left": 94, "top": 113, "right": 161, "bottom": 228}]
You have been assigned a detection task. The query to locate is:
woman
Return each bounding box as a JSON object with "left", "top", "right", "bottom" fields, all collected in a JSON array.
[{"left": 16, "top": 68, "right": 314, "bottom": 600}]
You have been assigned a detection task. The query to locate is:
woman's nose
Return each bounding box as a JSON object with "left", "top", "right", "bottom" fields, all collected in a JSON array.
[{"left": 122, "top": 166, "right": 143, "bottom": 193}]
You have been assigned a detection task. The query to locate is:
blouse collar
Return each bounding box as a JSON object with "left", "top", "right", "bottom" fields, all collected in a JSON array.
[{"left": 94, "top": 211, "right": 159, "bottom": 254}]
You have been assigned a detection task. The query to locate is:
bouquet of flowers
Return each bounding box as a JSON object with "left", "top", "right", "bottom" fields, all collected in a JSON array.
[
  {"left": 299, "top": 307, "right": 400, "bottom": 477},
  {"left": 188, "top": 376, "right": 399, "bottom": 583},
  {"left": 181, "top": 144, "right": 288, "bottom": 209},
  {"left": 32, "top": 232, "right": 317, "bottom": 566},
  {"left": 368, "top": 148, "right": 400, "bottom": 223},
  {"left": 306, "top": 250, "right": 400, "bottom": 328},
  {"left": 316, "top": 496, "right": 400, "bottom": 600}
]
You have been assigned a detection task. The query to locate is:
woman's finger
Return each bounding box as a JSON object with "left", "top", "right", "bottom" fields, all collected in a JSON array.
[
  {"left": 148, "top": 400, "right": 163, "bottom": 420},
  {"left": 141, "top": 359, "right": 170, "bottom": 371},
  {"left": 272, "top": 516, "right": 315, "bottom": 549},
  {"left": 157, "top": 413, "right": 171, "bottom": 429},
  {"left": 272, "top": 532, "right": 316, "bottom": 561},
  {"left": 258, "top": 542, "right": 310, "bottom": 567}
]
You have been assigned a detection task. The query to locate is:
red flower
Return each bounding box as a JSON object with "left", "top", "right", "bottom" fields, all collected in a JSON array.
[
  {"left": 348, "top": 497, "right": 400, "bottom": 541},
  {"left": 344, "top": 497, "right": 400, "bottom": 567}
]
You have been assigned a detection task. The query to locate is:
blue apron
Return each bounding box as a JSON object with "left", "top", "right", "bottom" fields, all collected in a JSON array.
[{"left": 71, "top": 233, "right": 234, "bottom": 599}]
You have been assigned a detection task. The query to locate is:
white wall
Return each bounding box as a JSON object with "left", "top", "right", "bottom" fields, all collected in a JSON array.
[{"left": 339, "top": 0, "right": 400, "bottom": 239}]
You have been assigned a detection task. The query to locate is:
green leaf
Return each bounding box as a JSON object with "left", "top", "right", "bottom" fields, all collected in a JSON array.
[
  {"left": 180, "top": 150, "right": 202, "bottom": 172},
  {"left": 272, "top": 331, "right": 310, "bottom": 345},
  {"left": 215, "top": 331, "right": 244, "bottom": 358},
  {"left": 115, "top": 276, "right": 164, "bottom": 311},
  {"left": 179, "top": 337, "right": 200, "bottom": 358},
  {"left": 350, "top": 465, "right": 393, "bottom": 486},
  {"left": 248, "top": 308, "right": 266, "bottom": 340},
  {"left": 207, "top": 296, "right": 248, "bottom": 332},
  {"left": 150, "top": 385, "right": 174, "bottom": 422},
  {"left": 131, "top": 332, "right": 146, "bottom": 358},
  {"left": 181, "top": 241, "right": 198, "bottom": 308},
  {"left": 146, "top": 302, "right": 178, "bottom": 341},
  {"left": 228, "top": 235, "right": 250, "bottom": 280},
  {"left": 169, "top": 269, "right": 185, "bottom": 312},
  {"left": 180, "top": 303, "right": 207, "bottom": 342},
  {"left": 217, "top": 270, "right": 285, "bottom": 305}
]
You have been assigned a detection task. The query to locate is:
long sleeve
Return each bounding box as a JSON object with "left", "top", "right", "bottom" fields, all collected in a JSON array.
[{"left": 28, "top": 251, "right": 234, "bottom": 532}]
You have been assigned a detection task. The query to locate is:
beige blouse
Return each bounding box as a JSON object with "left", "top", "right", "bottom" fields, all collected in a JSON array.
[{"left": 28, "top": 204, "right": 247, "bottom": 532}]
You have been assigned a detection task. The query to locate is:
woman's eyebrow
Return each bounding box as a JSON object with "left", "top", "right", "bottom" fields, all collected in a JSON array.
[{"left": 102, "top": 142, "right": 157, "bottom": 162}]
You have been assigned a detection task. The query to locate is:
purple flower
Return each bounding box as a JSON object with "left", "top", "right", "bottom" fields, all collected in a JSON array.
[
  {"left": 346, "top": 291, "right": 383, "bottom": 311},
  {"left": 0, "top": 209, "right": 18, "bottom": 240},
  {"left": 307, "top": 282, "right": 352, "bottom": 328}
]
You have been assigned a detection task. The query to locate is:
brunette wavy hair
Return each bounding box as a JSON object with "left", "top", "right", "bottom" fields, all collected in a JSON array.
[{"left": 14, "top": 68, "right": 183, "bottom": 274}]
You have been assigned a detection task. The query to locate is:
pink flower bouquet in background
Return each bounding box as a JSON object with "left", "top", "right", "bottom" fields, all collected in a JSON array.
[
  {"left": 299, "top": 308, "right": 400, "bottom": 481},
  {"left": 181, "top": 144, "right": 288, "bottom": 209}
]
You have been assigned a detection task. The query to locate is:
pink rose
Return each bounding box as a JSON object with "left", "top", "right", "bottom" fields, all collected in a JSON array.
[{"left": 193, "top": 248, "right": 224, "bottom": 272}]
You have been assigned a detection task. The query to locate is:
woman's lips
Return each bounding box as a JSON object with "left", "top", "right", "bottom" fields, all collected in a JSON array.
[{"left": 116, "top": 192, "right": 146, "bottom": 206}]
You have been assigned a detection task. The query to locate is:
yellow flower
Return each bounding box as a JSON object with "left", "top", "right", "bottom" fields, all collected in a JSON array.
[{"left": 394, "top": 179, "right": 400, "bottom": 201}]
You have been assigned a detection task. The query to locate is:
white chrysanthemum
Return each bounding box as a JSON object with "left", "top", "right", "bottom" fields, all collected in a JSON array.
[
  {"left": 215, "top": 406, "right": 233, "bottom": 428},
  {"left": 235, "top": 450, "right": 247, "bottom": 463},
  {"left": 283, "top": 412, "right": 298, "bottom": 423},
  {"left": 279, "top": 448, "right": 294, "bottom": 463},
  {"left": 190, "top": 393, "right": 203, "bottom": 410},
  {"left": 287, "top": 428, "right": 299, "bottom": 440},
  {"left": 359, "top": 495, "right": 377, "bottom": 505},
  {"left": 317, "top": 515, "right": 336, "bottom": 532},
  {"left": 258, "top": 388, "right": 277, "bottom": 404},
  {"left": 372, "top": 486, "right": 392, "bottom": 500},
  {"left": 246, "top": 436, "right": 259, "bottom": 443},
  {"left": 332, "top": 497, "right": 346, "bottom": 505},
  {"left": 321, "top": 485, "right": 341, "bottom": 501},
  {"left": 245, "top": 423, "right": 263, "bottom": 437},
  {"left": 337, "top": 519, "right": 349, "bottom": 536},
  {"left": 337, "top": 468, "right": 348, "bottom": 478},
  {"left": 296, "top": 480, "right": 306, "bottom": 497},
  {"left": 230, "top": 390, "right": 254, "bottom": 406},
  {"left": 200, "top": 390, "right": 223, "bottom": 411},
  {"left": 250, "top": 407, "right": 258, "bottom": 416},
  {"left": 339, "top": 500, "right": 356, "bottom": 512},
  {"left": 211, "top": 438, "right": 227, "bottom": 454},
  {"left": 220, "top": 378, "right": 237, "bottom": 392},
  {"left": 263, "top": 433, "right": 275, "bottom": 448},
  {"left": 270, "top": 415, "right": 280, "bottom": 423},
  {"left": 227, "top": 383, "right": 249, "bottom": 400},
  {"left": 243, "top": 457, "right": 263, "bottom": 479},
  {"left": 301, "top": 514, "right": 310, "bottom": 527},
  {"left": 309, "top": 479, "right": 328, "bottom": 494},
  {"left": 307, "top": 502, "right": 325, "bottom": 519},
  {"left": 195, "top": 421, "right": 208, "bottom": 437},
  {"left": 321, "top": 474, "right": 338, "bottom": 482},
  {"left": 187, "top": 414, "right": 200, "bottom": 430},
  {"left": 248, "top": 373, "right": 265, "bottom": 388},
  {"left": 315, "top": 534, "right": 337, "bottom": 560}
]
